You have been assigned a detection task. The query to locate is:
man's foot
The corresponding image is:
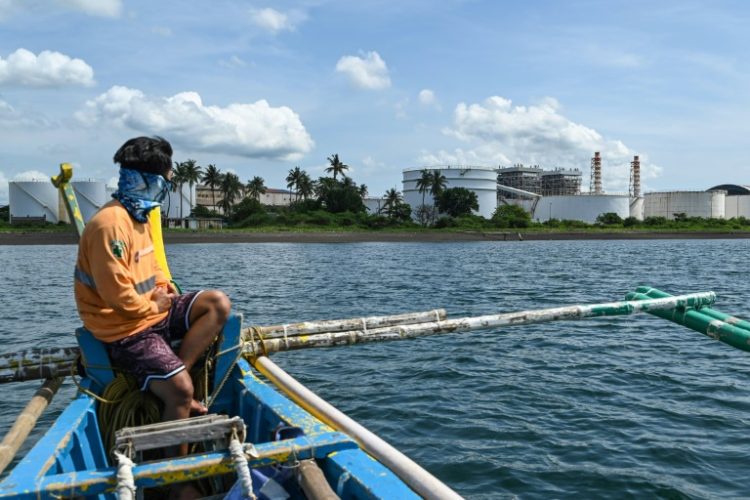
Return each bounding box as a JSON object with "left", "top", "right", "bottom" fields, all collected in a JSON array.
[{"left": 189, "top": 399, "right": 208, "bottom": 416}]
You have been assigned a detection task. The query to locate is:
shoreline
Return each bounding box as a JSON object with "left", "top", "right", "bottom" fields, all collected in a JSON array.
[{"left": 2, "top": 230, "right": 750, "bottom": 245}]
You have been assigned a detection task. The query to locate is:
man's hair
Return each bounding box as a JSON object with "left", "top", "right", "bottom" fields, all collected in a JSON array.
[{"left": 113, "top": 136, "right": 173, "bottom": 177}]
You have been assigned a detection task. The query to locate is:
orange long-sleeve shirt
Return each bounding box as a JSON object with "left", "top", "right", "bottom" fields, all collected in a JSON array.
[{"left": 74, "top": 200, "right": 170, "bottom": 342}]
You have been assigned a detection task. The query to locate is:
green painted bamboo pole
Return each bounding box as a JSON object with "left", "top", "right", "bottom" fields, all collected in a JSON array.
[
  {"left": 635, "top": 286, "right": 750, "bottom": 333},
  {"left": 244, "top": 292, "right": 716, "bottom": 356},
  {"left": 625, "top": 291, "right": 750, "bottom": 353}
]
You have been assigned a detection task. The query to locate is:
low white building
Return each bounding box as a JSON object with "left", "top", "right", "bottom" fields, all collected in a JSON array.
[{"left": 532, "top": 194, "right": 631, "bottom": 223}]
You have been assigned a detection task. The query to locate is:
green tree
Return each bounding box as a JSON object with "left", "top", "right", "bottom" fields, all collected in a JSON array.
[
  {"left": 416, "top": 168, "right": 433, "bottom": 206},
  {"left": 219, "top": 172, "right": 243, "bottom": 216},
  {"left": 314, "top": 176, "right": 365, "bottom": 213},
  {"left": 430, "top": 170, "right": 447, "bottom": 198},
  {"left": 201, "top": 164, "right": 222, "bottom": 209},
  {"left": 171, "top": 161, "right": 188, "bottom": 219},
  {"left": 286, "top": 166, "right": 303, "bottom": 202},
  {"left": 436, "top": 187, "right": 479, "bottom": 217},
  {"left": 325, "top": 154, "right": 349, "bottom": 180},
  {"left": 297, "top": 171, "right": 314, "bottom": 201},
  {"left": 492, "top": 204, "right": 531, "bottom": 228},
  {"left": 181, "top": 159, "right": 203, "bottom": 216},
  {"left": 596, "top": 212, "right": 623, "bottom": 225},
  {"left": 246, "top": 176, "right": 267, "bottom": 202}
]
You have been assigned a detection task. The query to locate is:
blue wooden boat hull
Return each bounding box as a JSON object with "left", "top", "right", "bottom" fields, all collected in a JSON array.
[{"left": 0, "top": 315, "right": 420, "bottom": 499}]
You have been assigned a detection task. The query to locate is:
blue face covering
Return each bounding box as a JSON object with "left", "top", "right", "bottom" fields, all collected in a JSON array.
[{"left": 112, "top": 168, "right": 171, "bottom": 223}]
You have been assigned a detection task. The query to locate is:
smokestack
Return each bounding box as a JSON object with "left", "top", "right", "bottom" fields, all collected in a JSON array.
[
  {"left": 590, "top": 152, "right": 602, "bottom": 194},
  {"left": 629, "top": 155, "right": 641, "bottom": 198}
]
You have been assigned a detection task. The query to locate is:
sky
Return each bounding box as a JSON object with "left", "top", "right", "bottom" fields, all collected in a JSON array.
[{"left": 1, "top": 0, "right": 748, "bottom": 204}]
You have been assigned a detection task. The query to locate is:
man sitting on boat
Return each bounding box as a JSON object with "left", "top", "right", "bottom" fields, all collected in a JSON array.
[{"left": 74, "top": 136, "right": 231, "bottom": 427}]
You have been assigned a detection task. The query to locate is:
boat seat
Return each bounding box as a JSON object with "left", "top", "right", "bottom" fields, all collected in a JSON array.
[
  {"left": 75, "top": 327, "right": 116, "bottom": 393},
  {"left": 114, "top": 414, "right": 248, "bottom": 458}
]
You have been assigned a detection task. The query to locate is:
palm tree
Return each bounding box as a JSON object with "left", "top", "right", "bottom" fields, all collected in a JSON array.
[
  {"left": 382, "top": 188, "right": 402, "bottom": 218},
  {"left": 201, "top": 164, "right": 222, "bottom": 209},
  {"left": 181, "top": 159, "right": 203, "bottom": 216},
  {"left": 430, "top": 169, "right": 447, "bottom": 198},
  {"left": 171, "top": 161, "right": 188, "bottom": 219},
  {"left": 246, "top": 176, "right": 267, "bottom": 201},
  {"left": 416, "top": 168, "right": 432, "bottom": 205},
  {"left": 297, "top": 172, "right": 314, "bottom": 200},
  {"left": 219, "top": 172, "right": 243, "bottom": 215},
  {"left": 286, "top": 166, "right": 303, "bottom": 202},
  {"left": 325, "top": 154, "right": 349, "bottom": 180},
  {"left": 358, "top": 184, "right": 368, "bottom": 199}
]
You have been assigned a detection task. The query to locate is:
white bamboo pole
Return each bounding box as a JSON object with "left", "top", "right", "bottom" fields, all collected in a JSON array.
[
  {"left": 253, "top": 356, "right": 464, "bottom": 500},
  {"left": 0, "top": 377, "right": 63, "bottom": 474},
  {"left": 245, "top": 292, "right": 716, "bottom": 356},
  {"left": 246, "top": 309, "right": 447, "bottom": 339}
]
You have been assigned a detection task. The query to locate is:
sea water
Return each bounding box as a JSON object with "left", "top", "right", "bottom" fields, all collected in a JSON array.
[{"left": 1, "top": 239, "right": 749, "bottom": 499}]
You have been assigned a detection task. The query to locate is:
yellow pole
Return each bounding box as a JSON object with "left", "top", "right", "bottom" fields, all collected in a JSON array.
[
  {"left": 0, "top": 377, "right": 63, "bottom": 474},
  {"left": 148, "top": 206, "right": 173, "bottom": 282}
]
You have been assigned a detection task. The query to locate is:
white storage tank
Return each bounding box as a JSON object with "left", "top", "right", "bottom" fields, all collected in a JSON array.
[
  {"left": 630, "top": 197, "right": 644, "bottom": 220},
  {"left": 9, "top": 181, "right": 61, "bottom": 223},
  {"left": 724, "top": 196, "right": 750, "bottom": 218},
  {"left": 363, "top": 197, "right": 385, "bottom": 215},
  {"left": 72, "top": 181, "right": 107, "bottom": 223},
  {"left": 644, "top": 191, "right": 726, "bottom": 219},
  {"left": 164, "top": 183, "right": 194, "bottom": 219},
  {"left": 533, "top": 194, "right": 630, "bottom": 223},
  {"left": 402, "top": 166, "right": 498, "bottom": 218}
]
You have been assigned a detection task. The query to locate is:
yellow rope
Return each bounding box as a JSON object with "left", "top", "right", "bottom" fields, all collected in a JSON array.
[{"left": 97, "top": 364, "right": 209, "bottom": 456}]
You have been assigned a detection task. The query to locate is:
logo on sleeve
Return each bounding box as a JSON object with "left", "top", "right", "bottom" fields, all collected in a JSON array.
[{"left": 110, "top": 240, "right": 126, "bottom": 259}]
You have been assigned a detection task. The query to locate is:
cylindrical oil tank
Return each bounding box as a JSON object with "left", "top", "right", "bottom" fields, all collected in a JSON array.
[
  {"left": 723, "top": 196, "right": 750, "bottom": 218},
  {"left": 630, "top": 197, "right": 644, "bottom": 220},
  {"left": 533, "top": 194, "right": 630, "bottom": 223},
  {"left": 403, "top": 166, "right": 498, "bottom": 218},
  {"left": 72, "top": 181, "right": 107, "bottom": 223},
  {"left": 164, "top": 183, "right": 194, "bottom": 219},
  {"left": 644, "top": 191, "right": 726, "bottom": 219},
  {"left": 9, "top": 181, "right": 60, "bottom": 223}
]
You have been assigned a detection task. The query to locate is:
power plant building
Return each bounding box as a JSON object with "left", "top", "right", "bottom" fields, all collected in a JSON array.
[
  {"left": 403, "top": 166, "right": 498, "bottom": 219},
  {"left": 540, "top": 169, "right": 582, "bottom": 196}
]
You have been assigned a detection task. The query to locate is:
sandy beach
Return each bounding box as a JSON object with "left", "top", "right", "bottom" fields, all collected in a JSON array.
[{"left": 2, "top": 229, "right": 750, "bottom": 245}]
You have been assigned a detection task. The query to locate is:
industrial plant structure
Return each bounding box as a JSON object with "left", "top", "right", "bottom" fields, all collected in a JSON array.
[
  {"left": 402, "top": 166, "right": 498, "bottom": 218},
  {"left": 496, "top": 152, "right": 640, "bottom": 223}
]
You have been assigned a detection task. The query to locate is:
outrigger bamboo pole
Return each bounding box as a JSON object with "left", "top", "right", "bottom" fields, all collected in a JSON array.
[
  {"left": 636, "top": 286, "right": 750, "bottom": 333},
  {"left": 0, "top": 377, "right": 63, "bottom": 474},
  {"left": 0, "top": 311, "right": 449, "bottom": 385},
  {"left": 626, "top": 291, "right": 750, "bottom": 353},
  {"left": 253, "top": 356, "right": 464, "bottom": 500},
  {"left": 244, "top": 293, "right": 716, "bottom": 356},
  {"left": 248, "top": 309, "right": 447, "bottom": 339}
]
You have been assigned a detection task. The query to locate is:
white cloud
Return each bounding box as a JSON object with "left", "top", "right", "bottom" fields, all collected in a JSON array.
[
  {"left": 75, "top": 86, "right": 315, "bottom": 161},
  {"left": 13, "top": 170, "right": 50, "bottom": 181},
  {"left": 0, "top": 48, "right": 95, "bottom": 87},
  {"left": 336, "top": 51, "right": 391, "bottom": 90},
  {"left": 219, "top": 55, "right": 247, "bottom": 69},
  {"left": 0, "top": 97, "right": 49, "bottom": 127},
  {"left": 421, "top": 96, "right": 660, "bottom": 192},
  {"left": 151, "top": 26, "right": 172, "bottom": 37},
  {"left": 249, "top": 7, "right": 304, "bottom": 34},
  {"left": 57, "top": 0, "right": 121, "bottom": 17},
  {"left": 0, "top": 0, "right": 121, "bottom": 19},
  {"left": 418, "top": 89, "right": 435, "bottom": 105}
]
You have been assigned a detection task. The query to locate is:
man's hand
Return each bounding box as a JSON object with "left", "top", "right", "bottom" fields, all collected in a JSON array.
[{"left": 153, "top": 286, "right": 177, "bottom": 313}]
